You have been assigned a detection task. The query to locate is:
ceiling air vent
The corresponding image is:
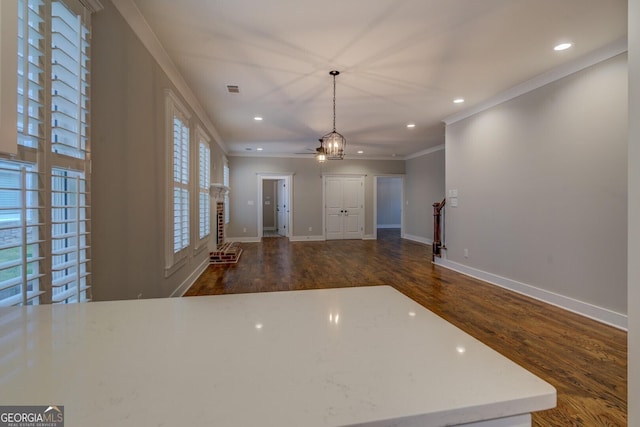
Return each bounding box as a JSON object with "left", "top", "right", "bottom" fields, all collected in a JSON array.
[{"left": 226, "top": 85, "right": 240, "bottom": 93}]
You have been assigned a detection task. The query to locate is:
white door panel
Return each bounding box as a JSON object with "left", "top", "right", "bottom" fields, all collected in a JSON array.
[
  {"left": 324, "top": 176, "right": 364, "bottom": 240},
  {"left": 277, "top": 180, "right": 287, "bottom": 236}
]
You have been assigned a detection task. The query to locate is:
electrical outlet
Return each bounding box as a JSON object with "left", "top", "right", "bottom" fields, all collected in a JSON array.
[
  {"left": 464, "top": 248, "right": 469, "bottom": 258},
  {"left": 243, "top": 227, "right": 247, "bottom": 233},
  {"left": 308, "top": 227, "right": 312, "bottom": 231}
]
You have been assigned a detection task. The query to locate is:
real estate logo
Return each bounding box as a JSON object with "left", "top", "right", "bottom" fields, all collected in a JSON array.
[{"left": 0, "top": 405, "right": 64, "bottom": 427}]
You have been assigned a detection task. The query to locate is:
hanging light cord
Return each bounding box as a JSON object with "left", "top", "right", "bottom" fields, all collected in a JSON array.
[{"left": 332, "top": 72, "right": 337, "bottom": 132}]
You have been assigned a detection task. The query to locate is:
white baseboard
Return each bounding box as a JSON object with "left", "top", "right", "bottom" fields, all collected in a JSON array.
[
  {"left": 363, "top": 234, "right": 376, "bottom": 240},
  {"left": 226, "top": 236, "right": 261, "bottom": 243},
  {"left": 289, "top": 235, "right": 325, "bottom": 242},
  {"left": 433, "top": 257, "right": 628, "bottom": 330},
  {"left": 171, "top": 257, "right": 209, "bottom": 297},
  {"left": 403, "top": 234, "right": 433, "bottom": 246}
]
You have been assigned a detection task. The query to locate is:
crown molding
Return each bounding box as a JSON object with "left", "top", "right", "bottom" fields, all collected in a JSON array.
[
  {"left": 110, "top": 0, "right": 227, "bottom": 154},
  {"left": 404, "top": 144, "right": 445, "bottom": 160},
  {"left": 443, "top": 38, "right": 628, "bottom": 125},
  {"left": 80, "top": 0, "right": 104, "bottom": 13}
]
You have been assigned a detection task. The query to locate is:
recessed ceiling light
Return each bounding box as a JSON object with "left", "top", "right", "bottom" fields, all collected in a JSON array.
[
  {"left": 453, "top": 98, "right": 465, "bottom": 104},
  {"left": 257, "top": 148, "right": 263, "bottom": 151},
  {"left": 357, "top": 150, "right": 364, "bottom": 154},
  {"left": 554, "top": 42, "right": 572, "bottom": 51},
  {"left": 406, "top": 123, "right": 416, "bottom": 128},
  {"left": 254, "top": 116, "right": 263, "bottom": 121}
]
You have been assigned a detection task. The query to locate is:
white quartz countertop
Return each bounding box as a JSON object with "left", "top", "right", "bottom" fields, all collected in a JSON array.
[{"left": 0, "top": 286, "right": 555, "bottom": 426}]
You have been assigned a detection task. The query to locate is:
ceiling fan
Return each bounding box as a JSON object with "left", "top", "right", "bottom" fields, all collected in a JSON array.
[{"left": 294, "top": 139, "right": 325, "bottom": 156}]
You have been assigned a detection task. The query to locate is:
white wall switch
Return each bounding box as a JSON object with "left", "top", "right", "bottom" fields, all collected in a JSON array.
[
  {"left": 450, "top": 197, "right": 458, "bottom": 207},
  {"left": 248, "top": 200, "right": 254, "bottom": 205}
]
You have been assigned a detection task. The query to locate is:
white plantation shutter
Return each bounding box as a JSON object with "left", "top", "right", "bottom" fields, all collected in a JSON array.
[
  {"left": 17, "top": 0, "right": 45, "bottom": 149},
  {"left": 223, "top": 162, "right": 230, "bottom": 224},
  {"left": 0, "top": 161, "right": 44, "bottom": 307},
  {"left": 198, "top": 138, "right": 211, "bottom": 240},
  {"left": 51, "top": 169, "right": 90, "bottom": 303},
  {"left": 173, "top": 116, "right": 189, "bottom": 253},
  {"left": 51, "top": 1, "right": 90, "bottom": 159}
]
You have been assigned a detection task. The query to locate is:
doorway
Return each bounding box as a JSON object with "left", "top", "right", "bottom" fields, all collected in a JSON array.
[
  {"left": 257, "top": 174, "right": 292, "bottom": 239},
  {"left": 374, "top": 176, "right": 404, "bottom": 240}
]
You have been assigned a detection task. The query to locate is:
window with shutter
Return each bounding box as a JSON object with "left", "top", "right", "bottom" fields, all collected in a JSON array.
[
  {"left": 198, "top": 133, "right": 211, "bottom": 241},
  {"left": 0, "top": 0, "right": 93, "bottom": 307},
  {"left": 223, "top": 162, "right": 230, "bottom": 224},
  {"left": 164, "top": 90, "right": 191, "bottom": 272}
]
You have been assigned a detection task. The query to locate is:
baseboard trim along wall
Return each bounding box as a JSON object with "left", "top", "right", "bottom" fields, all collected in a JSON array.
[
  {"left": 227, "top": 236, "right": 261, "bottom": 243},
  {"left": 289, "top": 235, "right": 326, "bottom": 242},
  {"left": 433, "top": 257, "right": 628, "bottom": 330},
  {"left": 403, "top": 234, "right": 433, "bottom": 246},
  {"left": 171, "top": 257, "right": 209, "bottom": 297}
]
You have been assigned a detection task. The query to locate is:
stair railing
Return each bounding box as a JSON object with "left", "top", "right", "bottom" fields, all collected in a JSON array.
[{"left": 432, "top": 198, "right": 446, "bottom": 261}]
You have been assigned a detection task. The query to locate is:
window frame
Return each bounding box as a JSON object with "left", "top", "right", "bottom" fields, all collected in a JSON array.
[{"left": 164, "top": 89, "right": 192, "bottom": 275}]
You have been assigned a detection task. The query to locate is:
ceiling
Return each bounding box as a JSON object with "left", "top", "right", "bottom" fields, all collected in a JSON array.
[{"left": 129, "top": 0, "right": 627, "bottom": 159}]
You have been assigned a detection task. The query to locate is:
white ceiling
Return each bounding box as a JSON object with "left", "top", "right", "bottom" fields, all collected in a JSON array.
[{"left": 130, "top": 0, "right": 626, "bottom": 159}]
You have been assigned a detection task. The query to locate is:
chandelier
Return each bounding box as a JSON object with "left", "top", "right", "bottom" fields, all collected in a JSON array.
[{"left": 318, "top": 70, "right": 346, "bottom": 161}]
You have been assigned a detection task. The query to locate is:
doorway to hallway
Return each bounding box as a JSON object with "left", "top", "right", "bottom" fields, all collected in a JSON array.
[
  {"left": 257, "top": 174, "right": 292, "bottom": 239},
  {"left": 373, "top": 175, "right": 404, "bottom": 240}
]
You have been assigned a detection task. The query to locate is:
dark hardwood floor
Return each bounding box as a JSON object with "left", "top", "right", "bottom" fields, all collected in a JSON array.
[{"left": 186, "top": 229, "right": 627, "bottom": 426}]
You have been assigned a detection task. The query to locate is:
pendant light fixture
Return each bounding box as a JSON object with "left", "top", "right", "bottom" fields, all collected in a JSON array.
[{"left": 319, "top": 70, "right": 346, "bottom": 161}]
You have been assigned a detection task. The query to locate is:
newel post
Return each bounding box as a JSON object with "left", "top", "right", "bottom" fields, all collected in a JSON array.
[{"left": 432, "top": 199, "right": 446, "bottom": 261}]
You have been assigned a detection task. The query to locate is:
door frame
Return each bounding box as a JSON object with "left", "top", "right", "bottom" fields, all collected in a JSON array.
[
  {"left": 257, "top": 173, "right": 293, "bottom": 239},
  {"left": 373, "top": 175, "right": 405, "bottom": 240}
]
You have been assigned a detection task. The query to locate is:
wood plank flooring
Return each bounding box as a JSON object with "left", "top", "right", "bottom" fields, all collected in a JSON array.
[{"left": 185, "top": 229, "right": 627, "bottom": 426}]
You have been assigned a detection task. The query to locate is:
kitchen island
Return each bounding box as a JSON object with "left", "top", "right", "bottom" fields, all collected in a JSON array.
[{"left": 0, "top": 285, "right": 555, "bottom": 426}]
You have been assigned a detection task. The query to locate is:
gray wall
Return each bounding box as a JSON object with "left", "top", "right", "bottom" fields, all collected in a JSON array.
[
  {"left": 376, "top": 177, "right": 402, "bottom": 227},
  {"left": 629, "top": 0, "right": 639, "bottom": 422},
  {"left": 91, "top": 1, "right": 226, "bottom": 301},
  {"left": 404, "top": 149, "right": 446, "bottom": 242},
  {"left": 444, "top": 53, "right": 628, "bottom": 314},
  {"left": 228, "top": 157, "right": 405, "bottom": 238}
]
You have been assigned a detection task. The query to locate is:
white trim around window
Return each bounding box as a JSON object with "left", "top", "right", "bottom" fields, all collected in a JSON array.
[{"left": 164, "top": 89, "right": 191, "bottom": 276}]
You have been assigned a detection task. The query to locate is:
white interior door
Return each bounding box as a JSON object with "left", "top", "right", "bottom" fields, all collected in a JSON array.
[
  {"left": 277, "top": 179, "right": 288, "bottom": 236},
  {"left": 342, "top": 178, "right": 363, "bottom": 239},
  {"left": 325, "top": 177, "right": 344, "bottom": 240},
  {"left": 325, "top": 176, "right": 364, "bottom": 240}
]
